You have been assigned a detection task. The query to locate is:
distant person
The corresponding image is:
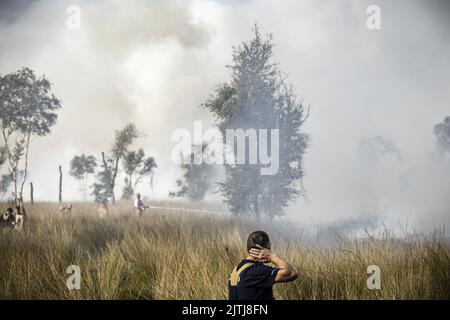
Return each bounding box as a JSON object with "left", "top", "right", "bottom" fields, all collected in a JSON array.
[
  {"left": 133, "top": 193, "right": 148, "bottom": 217},
  {"left": 97, "top": 201, "right": 109, "bottom": 218},
  {"left": 59, "top": 204, "right": 73, "bottom": 214},
  {"left": 13, "top": 206, "right": 25, "bottom": 231},
  {"left": 228, "top": 230, "right": 298, "bottom": 300},
  {"left": 1, "top": 207, "right": 16, "bottom": 230}
]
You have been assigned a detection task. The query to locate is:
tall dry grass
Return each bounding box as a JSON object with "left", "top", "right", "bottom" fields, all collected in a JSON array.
[{"left": 0, "top": 202, "right": 448, "bottom": 299}]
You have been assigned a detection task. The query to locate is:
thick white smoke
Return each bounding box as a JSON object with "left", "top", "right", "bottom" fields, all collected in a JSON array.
[{"left": 0, "top": 0, "right": 449, "bottom": 231}]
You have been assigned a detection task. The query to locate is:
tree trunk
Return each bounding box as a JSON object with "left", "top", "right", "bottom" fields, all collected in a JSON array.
[
  {"left": 111, "top": 157, "right": 120, "bottom": 205},
  {"left": 59, "top": 165, "right": 62, "bottom": 203},
  {"left": 101, "top": 152, "right": 116, "bottom": 205},
  {"left": 13, "top": 169, "right": 18, "bottom": 205},
  {"left": 82, "top": 176, "right": 87, "bottom": 201},
  {"left": 150, "top": 175, "right": 154, "bottom": 196},
  {"left": 1, "top": 130, "right": 17, "bottom": 204},
  {"left": 253, "top": 173, "right": 260, "bottom": 220},
  {"left": 30, "top": 182, "right": 34, "bottom": 204},
  {"left": 19, "top": 131, "right": 32, "bottom": 201},
  {"left": 254, "top": 200, "right": 260, "bottom": 220}
]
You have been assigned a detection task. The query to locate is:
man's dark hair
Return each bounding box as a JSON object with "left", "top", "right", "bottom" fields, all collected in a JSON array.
[
  {"left": 6, "top": 207, "right": 13, "bottom": 214},
  {"left": 247, "top": 230, "right": 271, "bottom": 252}
]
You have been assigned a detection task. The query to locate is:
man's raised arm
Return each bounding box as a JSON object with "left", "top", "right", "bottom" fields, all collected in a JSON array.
[{"left": 249, "top": 245, "right": 299, "bottom": 283}]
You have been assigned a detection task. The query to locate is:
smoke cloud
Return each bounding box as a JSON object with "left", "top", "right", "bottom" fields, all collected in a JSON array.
[{"left": 0, "top": 0, "right": 449, "bottom": 231}]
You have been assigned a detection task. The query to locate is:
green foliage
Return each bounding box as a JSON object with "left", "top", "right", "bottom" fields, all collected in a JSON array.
[
  {"left": 141, "top": 157, "right": 157, "bottom": 177},
  {"left": 0, "top": 67, "right": 61, "bottom": 136},
  {"left": 69, "top": 154, "right": 97, "bottom": 179},
  {"left": 92, "top": 153, "right": 115, "bottom": 204},
  {"left": 203, "top": 25, "right": 309, "bottom": 218},
  {"left": 175, "top": 144, "right": 215, "bottom": 201},
  {"left": 0, "top": 146, "right": 6, "bottom": 167},
  {"left": 69, "top": 154, "right": 97, "bottom": 199},
  {"left": 91, "top": 124, "right": 138, "bottom": 204},
  {"left": 112, "top": 124, "right": 139, "bottom": 159},
  {"left": 91, "top": 124, "right": 156, "bottom": 203},
  {"left": 0, "top": 173, "right": 13, "bottom": 199},
  {"left": 0, "top": 67, "right": 61, "bottom": 203},
  {"left": 123, "top": 150, "right": 145, "bottom": 174},
  {"left": 122, "top": 149, "right": 157, "bottom": 199}
]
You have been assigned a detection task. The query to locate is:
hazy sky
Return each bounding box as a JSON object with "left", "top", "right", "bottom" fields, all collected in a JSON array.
[{"left": 0, "top": 0, "right": 449, "bottom": 229}]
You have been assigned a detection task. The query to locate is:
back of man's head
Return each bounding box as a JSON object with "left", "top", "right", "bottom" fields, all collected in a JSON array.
[{"left": 247, "top": 230, "right": 271, "bottom": 252}]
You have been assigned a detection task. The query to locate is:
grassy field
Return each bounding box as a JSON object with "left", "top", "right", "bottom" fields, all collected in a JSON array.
[{"left": 0, "top": 201, "right": 449, "bottom": 300}]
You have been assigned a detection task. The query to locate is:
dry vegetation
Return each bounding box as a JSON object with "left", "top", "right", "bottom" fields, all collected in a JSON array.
[{"left": 0, "top": 202, "right": 449, "bottom": 300}]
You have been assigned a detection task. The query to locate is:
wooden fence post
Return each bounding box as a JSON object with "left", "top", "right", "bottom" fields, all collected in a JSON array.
[
  {"left": 59, "top": 165, "right": 62, "bottom": 203},
  {"left": 30, "top": 182, "right": 34, "bottom": 204}
]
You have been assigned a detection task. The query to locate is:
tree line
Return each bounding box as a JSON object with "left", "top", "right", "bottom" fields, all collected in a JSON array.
[{"left": 69, "top": 123, "right": 157, "bottom": 204}]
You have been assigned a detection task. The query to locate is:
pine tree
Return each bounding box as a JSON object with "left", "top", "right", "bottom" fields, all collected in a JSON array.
[{"left": 203, "top": 25, "right": 309, "bottom": 218}]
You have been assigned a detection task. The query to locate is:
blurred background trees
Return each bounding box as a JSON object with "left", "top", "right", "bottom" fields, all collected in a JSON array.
[{"left": 0, "top": 67, "right": 61, "bottom": 205}]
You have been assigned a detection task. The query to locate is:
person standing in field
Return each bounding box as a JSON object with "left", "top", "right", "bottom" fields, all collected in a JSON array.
[
  {"left": 133, "top": 193, "right": 148, "bottom": 217},
  {"left": 228, "top": 230, "right": 298, "bottom": 300},
  {"left": 97, "top": 201, "right": 109, "bottom": 218},
  {"left": 1, "top": 207, "right": 16, "bottom": 231},
  {"left": 13, "top": 206, "right": 25, "bottom": 231}
]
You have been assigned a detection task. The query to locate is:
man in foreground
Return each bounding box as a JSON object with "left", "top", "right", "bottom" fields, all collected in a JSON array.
[{"left": 228, "top": 230, "right": 298, "bottom": 300}]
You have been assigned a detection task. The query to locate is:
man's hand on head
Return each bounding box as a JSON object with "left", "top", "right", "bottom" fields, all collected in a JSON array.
[{"left": 249, "top": 244, "right": 273, "bottom": 263}]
